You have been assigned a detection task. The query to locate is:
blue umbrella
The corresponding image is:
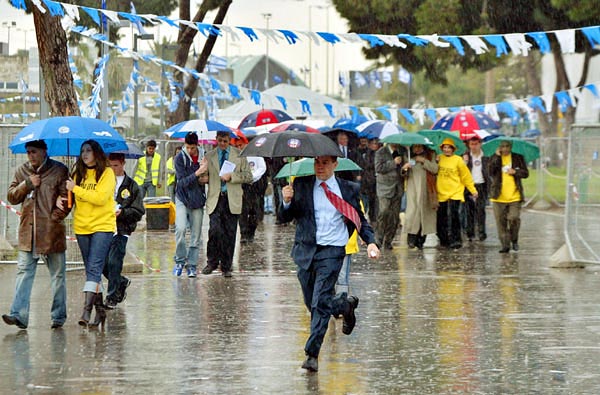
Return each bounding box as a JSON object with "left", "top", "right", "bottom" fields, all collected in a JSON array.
[
  {"left": 9, "top": 116, "right": 127, "bottom": 156},
  {"left": 521, "top": 129, "right": 541, "bottom": 138},
  {"left": 113, "top": 142, "right": 144, "bottom": 159},
  {"left": 164, "top": 119, "right": 235, "bottom": 140},
  {"left": 356, "top": 120, "right": 406, "bottom": 140},
  {"left": 332, "top": 114, "right": 369, "bottom": 132}
]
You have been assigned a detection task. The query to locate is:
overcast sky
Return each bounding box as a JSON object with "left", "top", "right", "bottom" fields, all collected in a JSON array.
[{"left": 0, "top": 0, "right": 371, "bottom": 97}]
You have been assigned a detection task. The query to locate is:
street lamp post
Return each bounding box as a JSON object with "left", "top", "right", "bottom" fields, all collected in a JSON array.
[
  {"left": 133, "top": 33, "right": 154, "bottom": 137},
  {"left": 2, "top": 21, "right": 16, "bottom": 55},
  {"left": 261, "top": 13, "right": 272, "bottom": 90}
]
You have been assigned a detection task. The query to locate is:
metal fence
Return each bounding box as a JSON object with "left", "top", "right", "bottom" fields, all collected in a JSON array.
[
  {"left": 0, "top": 124, "right": 84, "bottom": 269},
  {"left": 551, "top": 124, "right": 600, "bottom": 267}
]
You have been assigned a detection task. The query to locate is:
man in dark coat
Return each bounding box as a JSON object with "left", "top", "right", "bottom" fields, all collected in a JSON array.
[
  {"left": 463, "top": 137, "right": 490, "bottom": 241},
  {"left": 488, "top": 140, "right": 529, "bottom": 253},
  {"left": 279, "top": 155, "right": 380, "bottom": 372}
]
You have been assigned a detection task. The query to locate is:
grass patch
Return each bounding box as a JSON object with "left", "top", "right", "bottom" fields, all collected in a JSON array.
[{"left": 521, "top": 167, "right": 566, "bottom": 204}]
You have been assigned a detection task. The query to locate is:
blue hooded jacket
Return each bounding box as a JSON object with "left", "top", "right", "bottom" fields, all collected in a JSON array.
[{"left": 174, "top": 149, "right": 206, "bottom": 209}]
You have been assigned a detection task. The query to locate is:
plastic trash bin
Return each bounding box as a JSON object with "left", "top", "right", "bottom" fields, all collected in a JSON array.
[{"left": 145, "top": 202, "right": 175, "bottom": 231}]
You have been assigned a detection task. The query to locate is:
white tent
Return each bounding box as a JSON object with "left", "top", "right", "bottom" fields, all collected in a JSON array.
[{"left": 216, "top": 84, "right": 345, "bottom": 128}]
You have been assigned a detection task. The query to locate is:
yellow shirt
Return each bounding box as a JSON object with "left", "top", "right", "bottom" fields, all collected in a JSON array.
[
  {"left": 436, "top": 154, "right": 476, "bottom": 202},
  {"left": 73, "top": 167, "right": 117, "bottom": 234},
  {"left": 491, "top": 154, "right": 521, "bottom": 203}
]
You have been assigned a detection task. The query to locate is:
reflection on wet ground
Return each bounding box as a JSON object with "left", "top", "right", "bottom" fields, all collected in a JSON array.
[{"left": 2, "top": 210, "right": 600, "bottom": 393}]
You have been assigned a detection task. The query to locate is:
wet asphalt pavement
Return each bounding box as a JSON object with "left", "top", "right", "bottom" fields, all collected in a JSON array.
[{"left": 2, "top": 209, "right": 600, "bottom": 394}]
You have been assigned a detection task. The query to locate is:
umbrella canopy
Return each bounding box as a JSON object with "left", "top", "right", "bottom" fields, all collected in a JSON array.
[
  {"left": 269, "top": 123, "right": 320, "bottom": 133},
  {"left": 240, "top": 130, "right": 342, "bottom": 158},
  {"left": 163, "top": 119, "right": 234, "bottom": 141},
  {"left": 521, "top": 129, "right": 541, "bottom": 138},
  {"left": 356, "top": 120, "right": 405, "bottom": 140},
  {"left": 381, "top": 132, "right": 434, "bottom": 147},
  {"left": 332, "top": 114, "right": 369, "bottom": 132},
  {"left": 432, "top": 109, "right": 500, "bottom": 135},
  {"left": 9, "top": 116, "right": 127, "bottom": 156},
  {"left": 237, "top": 109, "right": 293, "bottom": 129},
  {"left": 417, "top": 129, "right": 467, "bottom": 155},
  {"left": 275, "top": 157, "right": 362, "bottom": 179},
  {"left": 113, "top": 142, "right": 144, "bottom": 159},
  {"left": 482, "top": 136, "right": 540, "bottom": 163}
]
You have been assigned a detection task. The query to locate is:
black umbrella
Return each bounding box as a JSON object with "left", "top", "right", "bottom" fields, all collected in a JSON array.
[{"left": 240, "top": 130, "right": 342, "bottom": 158}]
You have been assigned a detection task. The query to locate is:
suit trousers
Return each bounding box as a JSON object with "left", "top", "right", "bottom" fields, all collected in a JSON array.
[
  {"left": 492, "top": 201, "right": 522, "bottom": 249},
  {"left": 207, "top": 193, "right": 239, "bottom": 272},
  {"left": 297, "top": 245, "right": 346, "bottom": 358},
  {"left": 376, "top": 194, "right": 402, "bottom": 246},
  {"left": 465, "top": 183, "right": 488, "bottom": 239}
]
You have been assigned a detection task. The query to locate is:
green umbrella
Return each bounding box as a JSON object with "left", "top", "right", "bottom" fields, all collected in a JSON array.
[
  {"left": 381, "top": 132, "right": 434, "bottom": 147},
  {"left": 275, "top": 157, "right": 362, "bottom": 179},
  {"left": 417, "top": 129, "right": 466, "bottom": 155},
  {"left": 482, "top": 136, "right": 540, "bottom": 163}
]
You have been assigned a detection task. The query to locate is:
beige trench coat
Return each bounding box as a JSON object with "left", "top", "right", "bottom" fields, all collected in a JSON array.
[{"left": 403, "top": 158, "right": 438, "bottom": 235}]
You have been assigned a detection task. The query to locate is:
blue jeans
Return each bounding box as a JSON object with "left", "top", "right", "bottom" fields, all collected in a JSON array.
[
  {"left": 76, "top": 232, "right": 114, "bottom": 292},
  {"left": 9, "top": 251, "right": 67, "bottom": 326},
  {"left": 103, "top": 234, "right": 129, "bottom": 300},
  {"left": 174, "top": 197, "right": 204, "bottom": 269},
  {"left": 139, "top": 181, "right": 156, "bottom": 198}
]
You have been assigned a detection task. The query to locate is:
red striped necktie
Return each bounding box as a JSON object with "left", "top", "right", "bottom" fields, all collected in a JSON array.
[{"left": 320, "top": 182, "right": 361, "bottom": 232}]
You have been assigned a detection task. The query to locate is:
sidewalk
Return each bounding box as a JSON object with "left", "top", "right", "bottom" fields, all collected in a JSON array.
[{"left": 1, "top": 209, "right": 600, "bottom": 394}]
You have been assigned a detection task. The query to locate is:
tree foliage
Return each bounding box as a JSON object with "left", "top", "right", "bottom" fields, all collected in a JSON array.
[{"left": 333, "top": 0, "right": 600, "bottom": 135}]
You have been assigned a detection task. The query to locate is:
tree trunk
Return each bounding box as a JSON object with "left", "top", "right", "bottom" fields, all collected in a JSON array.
[
  {"left": 32, "top": 5, "right": 79, "bottom": 116},
  {"left": 167, "top": 0, "right": 232, "bottom": 127}
]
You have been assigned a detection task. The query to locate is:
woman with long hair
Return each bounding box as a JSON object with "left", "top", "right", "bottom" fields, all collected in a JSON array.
[
  {"left": 401, "top": 144, "right": 439, "bottom": 250},
  {"left": 66, "top": 139, "right": 116, "bottom": 328}
]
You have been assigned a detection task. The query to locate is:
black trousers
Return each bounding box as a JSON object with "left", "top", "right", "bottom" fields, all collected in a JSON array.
[
  {"left": 465, "top": 183, "right": 488, "bottom": 239},
  {"left": 207, "top": 193, "right": 239, "bottom": 272},
  {"left": 437, "top": 199, "right": 462, "bottom": 247}
]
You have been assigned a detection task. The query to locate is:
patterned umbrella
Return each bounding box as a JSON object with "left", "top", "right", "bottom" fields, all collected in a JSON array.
[
  {"left": 238, "top": 109, "right": 293, "bottom": 129},
  {"left": 240, "top": 130, "right": 342, "bottom": 158},
  {"left": 432, "top": 109, "right": 500, "bottom": 138},
  {"left": 332, "top": 114, "right": 369, "bottom": 132},
  {"left": 269, "top": 123, "right": 320, "bottom": 133},
  {"left": 355, "top": 120, "right": 406, "bottom": 140},
  {"left": 163, "top": 119, "right": 235, "bottom": 141}
]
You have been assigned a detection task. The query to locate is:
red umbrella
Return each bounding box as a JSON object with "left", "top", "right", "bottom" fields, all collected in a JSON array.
[
  {"left": 269, "top": 123, "right": 320, "bottom": 133},
  {"left": 431, "top": 109, "right": 500, "bottom": 139},
  {"left": 238, "top": 109, "right": 293, "bottom": 129}
]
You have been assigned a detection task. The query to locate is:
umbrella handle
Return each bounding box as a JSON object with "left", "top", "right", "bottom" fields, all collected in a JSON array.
[{"left": 67, "top": 191, "right": 72, "bottom": 208}]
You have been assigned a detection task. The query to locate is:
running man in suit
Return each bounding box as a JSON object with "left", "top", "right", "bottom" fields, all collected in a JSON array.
[{"left": 279, "top": 155, "right": 380, "bottom": 372}]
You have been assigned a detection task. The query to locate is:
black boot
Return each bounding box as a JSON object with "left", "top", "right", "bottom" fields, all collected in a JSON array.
[
  {"left": 78, "top": 292, "right": 95, "bottom": 327},
  {"left": 88, "top": 293, "right": 106, "bottom": 329}
]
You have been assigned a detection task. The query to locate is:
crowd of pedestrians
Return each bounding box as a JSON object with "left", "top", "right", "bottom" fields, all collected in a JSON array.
[{"left": 1, "top": 130, "right": 529, "bottom": 372}]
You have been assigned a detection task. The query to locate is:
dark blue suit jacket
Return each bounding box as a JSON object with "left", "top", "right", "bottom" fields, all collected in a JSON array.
[{"left": 278, "top": 175, "right": 376, "bottom": 270}]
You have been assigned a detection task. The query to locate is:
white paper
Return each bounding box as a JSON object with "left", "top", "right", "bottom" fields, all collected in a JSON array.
[{"left": 219, "top": 160, "right": 236, "bottom": 176}]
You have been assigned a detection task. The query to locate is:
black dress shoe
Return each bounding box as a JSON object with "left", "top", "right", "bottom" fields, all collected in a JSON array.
[
  {"left": 342, "top": 297, "right": 358, "bottom": 335},
  {"left": 51, "top": 322, "right": 63, "bottom": 329},
  {"left": 479, "top": 234, "right": 487, "bottom": 241},
  {"left": 301, "top": 355, "right": 318, "bottom": 372},
  {"left": 201, "top": 266, "right": 215, "bottom": 275},
  {"left": 2, "top": 314, "right": 27, "bottom": 329},
  {"left": 499, "top": 247, "right": 510, "bottom": 253},
  {"left": 222, "top": 271, "right": 233, "bottom": 278},
  {"left": 384, "top": 243, "right": 393, "bottom": 250},
  {"left": 512, "top": 242, "right": 519, "bottom": 251}
]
